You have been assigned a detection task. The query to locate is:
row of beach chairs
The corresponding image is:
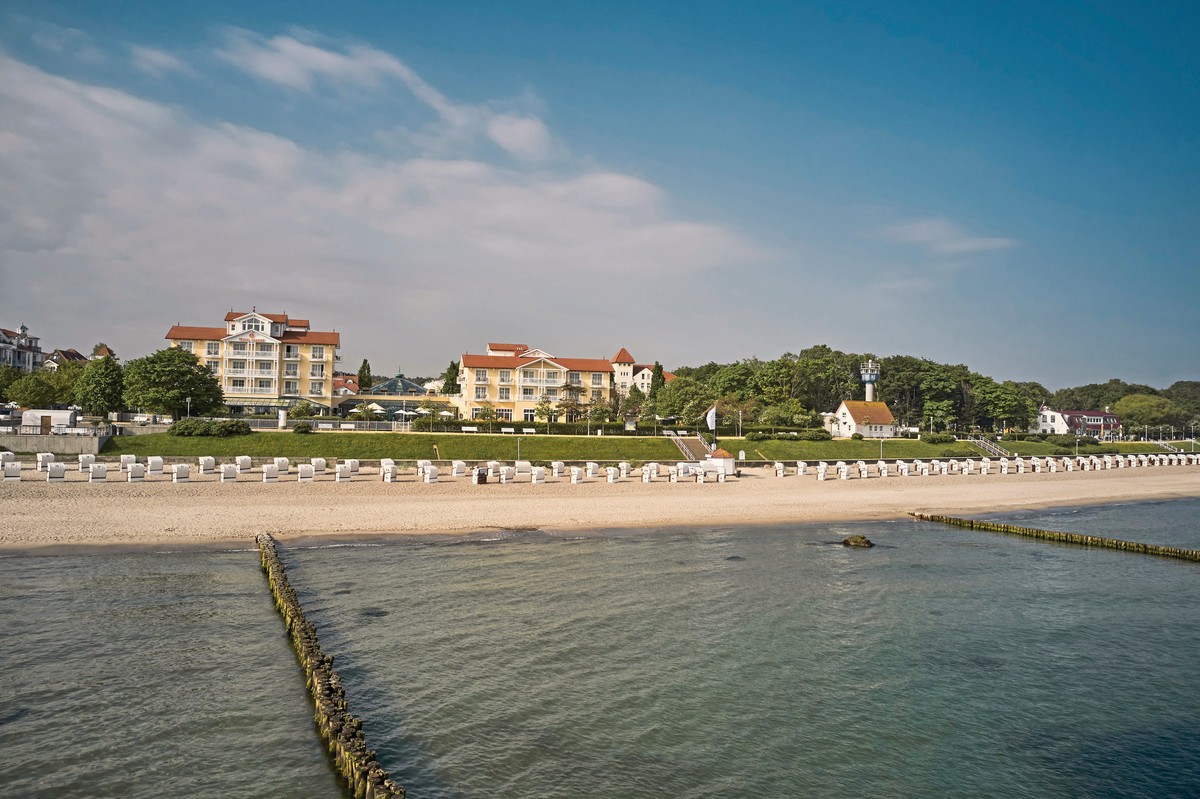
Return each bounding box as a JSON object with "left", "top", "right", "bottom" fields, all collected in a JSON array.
[
  {"left": 0, "top": 452, "right": 729, "bottom": 485},
  {"left": 769, "top": 453, "right": 1200, "bottom": 480}
]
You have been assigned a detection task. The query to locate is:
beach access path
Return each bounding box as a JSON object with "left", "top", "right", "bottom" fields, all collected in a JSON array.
[{"left": 2, "top": 466, "right": 1199, "bottom": 551}]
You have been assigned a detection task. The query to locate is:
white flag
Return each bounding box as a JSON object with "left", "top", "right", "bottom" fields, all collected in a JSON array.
[{"left": 705, "top": 404, "right": 717, "bottom": 431}]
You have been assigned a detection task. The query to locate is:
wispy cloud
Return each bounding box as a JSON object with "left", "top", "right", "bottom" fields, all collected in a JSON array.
[
  {"left": 30, "top": 22, "right": 106, "bottom": 65},
  {"left": 130, "top": 45, "right": 189, "bottom": 78},
  {"left": 876, "top": 217, "right": 1016, "bottom": 256},
  {"left": 215, "top": 28, "right": 556, "bottom": 162}
]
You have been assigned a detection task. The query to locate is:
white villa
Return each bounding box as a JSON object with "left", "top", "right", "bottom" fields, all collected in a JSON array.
[{"left": 823, "top": 400, "right": 898, "bottom": 438}]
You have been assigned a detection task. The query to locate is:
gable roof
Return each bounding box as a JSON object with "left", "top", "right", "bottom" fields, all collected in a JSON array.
[
  {"left": 632, "top": 364, "right": 676, "bottom": 382},
  {"left": 487, "top": 342, "right": 528, "bottom": 354},
  {"left": 839, "top": 400, "right": 895, "bottom": 425},
  {"left": 47, "top": 348, "right": 88, "bottom": 363},
  {"left": 461, "top": 353, "right": 614, "bottom": 372},
  {"left": 166, "top": 325, "right": 226, "bottom": 341},
  {"left": 611, "top": 347, "right": 635, "bottom": 364}
]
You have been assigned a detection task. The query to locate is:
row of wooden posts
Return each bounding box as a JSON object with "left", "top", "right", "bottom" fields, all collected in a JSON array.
[
  {"left": 256, "top": 534, "right": 406, "bottom": 799},
  {"left": 909, "top": 513, "right": 1200, "bottom": 563}
]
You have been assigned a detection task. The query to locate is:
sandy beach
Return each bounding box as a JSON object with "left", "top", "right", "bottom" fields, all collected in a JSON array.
[{"left": 2, "top": 463, "right": 1199, "bottom": 551}]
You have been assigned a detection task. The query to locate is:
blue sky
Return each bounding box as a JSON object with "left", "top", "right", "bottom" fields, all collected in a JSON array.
[{"left": 1, "top": 1, "right": 1196, "bottom": 389}]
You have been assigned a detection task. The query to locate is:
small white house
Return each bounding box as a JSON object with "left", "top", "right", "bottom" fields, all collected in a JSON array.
[{"left": 823, "top": 400, "right": 897, "bottom": 438}]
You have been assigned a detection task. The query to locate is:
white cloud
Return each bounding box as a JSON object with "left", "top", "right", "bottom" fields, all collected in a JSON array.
[
  {"left": 30, "top": 22, "right": 106, "bottom": 64},
  {"left": 877, "top": 217, "right": 1016, "bottom": 256},
  {"left": 130, "top": 46, "right": 189, "bottom": 78},
  {"left": 486, "top": 114, "right": 553, "bottom": 161},
  {"left": 0, "top": 53, "right": 758, "bottom": 372}
]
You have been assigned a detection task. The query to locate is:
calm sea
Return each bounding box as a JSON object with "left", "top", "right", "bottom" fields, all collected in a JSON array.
[{"left": 4, "top": 498, "right": 1199, "bottom": 798}]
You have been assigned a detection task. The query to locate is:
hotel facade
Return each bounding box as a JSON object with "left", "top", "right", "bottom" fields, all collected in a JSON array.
[
  {"left": 453, "top": 343, "right": 633, "bottom": 422},
  {"left": 165, "top": 310, "right": 340, "bottom": 413}
]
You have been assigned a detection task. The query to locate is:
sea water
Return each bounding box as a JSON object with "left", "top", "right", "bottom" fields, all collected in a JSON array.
[{"left": 3, "top": 499, "right": 1199, "bottom": 798}]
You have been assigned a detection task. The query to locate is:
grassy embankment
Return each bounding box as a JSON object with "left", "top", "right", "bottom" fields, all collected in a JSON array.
[
  {"left": 992, "top": 440, "right": 1167, "bottom": 457},
  {"left": 100, "top": 432, "right": 683, "bottom": 463},
  {"left": 722, "top": 438, "right": 986, "bottom": 461}
]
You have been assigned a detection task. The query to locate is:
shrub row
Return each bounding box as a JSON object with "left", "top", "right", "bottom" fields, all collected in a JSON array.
[
  {"left": 169, "top": 418, "right": 253, "bottom": 437},
  {"left": 744, "top": 429, "right": 833, "bottom": 442}
]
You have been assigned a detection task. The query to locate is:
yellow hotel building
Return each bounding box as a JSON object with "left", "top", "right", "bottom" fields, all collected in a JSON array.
[
  {"left": 165, "top": 309, "right": 340, "bottom": 414},
  {"left": 452, "top": 342, "right": 643, "bottom": 422}
]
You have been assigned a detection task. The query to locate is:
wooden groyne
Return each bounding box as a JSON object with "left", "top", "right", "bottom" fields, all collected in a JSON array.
[
  {"left": 909, "top": 513, "right": 1200, "bottom": 563},
  {"left": 257, "top": 534, "right": 406, "bottom": 799}
]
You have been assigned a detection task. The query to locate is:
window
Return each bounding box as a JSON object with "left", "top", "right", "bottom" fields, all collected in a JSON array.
[
  {"left": 620, "top": 381, "right": 628, "bottom": 390},
  {"left": 499, "top": 370, "right": 512, "bottom": 384},
  {"left": 591, "top": 389, "right": 602, "bottom": 401},
  {"left": 284, "top": 381, "right": 299, "bottom": 394},
  {"left": 498, "top": 387, "right": 511, "bottom": 401},
  {"left": 310, "top": 364, "right": 325, "bottom": 378},
  {"left": 522, "top": 387, "right": 535, "bottom": 400},
  {"left": 497, "top": 409, "right": 513, "bottom": 421},
  {"left": 472, "top": 407, "right": 485, "bottom": 419},
  {"left": 231, "top": 343, "right": 248, "bottom": 354},
  {"left": 231, "top": 379, "right": 245, "bottom": 389},
  {"left": 206, "top": 342, "right": 220, "bottom": 356},
  {"left": 206, "top": 360, "right": 219, "bottom": 373},
  {"left": 545, "top": 388, "right": 558, "bottom": 399},
  {"left": 524, "top": 409, "right": 536, "bottom": 422},
  {"left": 475, "top": 386, "right": 487, "bottom": 400},
  {"left": 257, "top": 380, "right": 272, "bottom": 390},
  {"left": 242, "top": 320, "right": 264, "bottom": 332},
  {"left": 284, "top": 363, "right": 299, "bottom": 377},
  {"left": 309, "top": 381, "right": 324, "bottom": 395},
  {"left": 568, "top": 371, "right": 581, "bottom": 384},
  {"left": 591, "top": 373, "right": 603, "bottom": 386},
  {"left": 178, "top": 341, "right": 193, "bottom": 352},
  {"left": 523, "top": 369, "right": 536, "bottom": 381},
  {"left": 475, "top": 369, "right": 488, "bottom": 383},
  {"left": 256, "top": 344, "right": 273, "bottom": 355},
  {"left": 284, "top": 345, "right": 299, "bottom": 359},
  {"left": 311, "top": 346, "right": 325, "bottom": 360}
]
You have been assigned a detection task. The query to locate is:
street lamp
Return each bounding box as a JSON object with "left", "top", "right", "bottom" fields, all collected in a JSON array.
[
  {"left": 516, "top": 437, "right": 523, "bottom": 461},
  {"left": 186, "top": 396, "right": 191, "bottom": 417}
]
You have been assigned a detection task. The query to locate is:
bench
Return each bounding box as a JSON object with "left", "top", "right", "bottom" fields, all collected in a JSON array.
[
  {"left": 461, "top": 426, "right": 479, "bottom": 433},
  {"left": 318, "top": 423, "right": 334, "bottom": 430},
  {"left": 501, "top": 427, "right": 516, "bottom": 434},
  {"left": 340, "top": 423, "right": 355, "bottom": 431},
  {"left": 522, "top": 428, "right": 537, "bottom": 434}
]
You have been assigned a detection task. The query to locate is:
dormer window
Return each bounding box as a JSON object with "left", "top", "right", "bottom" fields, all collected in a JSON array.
[{"left": 242, "top": 319, "right": 265, "bottom": 332}]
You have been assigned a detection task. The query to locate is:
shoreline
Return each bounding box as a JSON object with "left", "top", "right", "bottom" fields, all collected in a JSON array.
[{"left": 3, "top": 466, "right": 1199, "bottom": 554}]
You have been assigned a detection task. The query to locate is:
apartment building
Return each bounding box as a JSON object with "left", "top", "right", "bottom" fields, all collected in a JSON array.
[
  {"left": 452, "top": 342, "right": 617, "bottom": 421},
  {"left": 165, "top": 309, "right": 340, "bottom": 413},
  {"left": 0, "top": 325, "right": 44, "bottom": 372}
]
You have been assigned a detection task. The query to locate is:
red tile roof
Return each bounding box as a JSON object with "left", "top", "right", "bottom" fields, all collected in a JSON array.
[
  {"left": 225, "top": 311, "right": 290, "bottom": 323},
  {"left": 611, "top": 347, "right": 635, "bottom": 364},
  {"left": 840, "top": 400, "right": 895, "bottom": 425},
  {"left": 280, "top": 330, "right": 340, "bottom": 346},
  {"left": 461, "top": 353, "right": 613, "bottom": 372},
  {"left": 487, "top": 342, "right": 528, "bottom": 353},
  {"left": 166, "top": 325, "right": 226, "bottom": 341}
]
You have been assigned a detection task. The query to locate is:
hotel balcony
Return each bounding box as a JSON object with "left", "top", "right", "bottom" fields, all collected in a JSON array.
[{"left": 227, "top": 386, "right": 278, "bottom": 395}]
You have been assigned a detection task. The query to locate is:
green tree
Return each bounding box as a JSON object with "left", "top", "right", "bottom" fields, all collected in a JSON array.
[
  {"left": 1162, "top": 381, "right": 1200, "bottom": 420},
  {"left": 654, "top": 376, "right": 716, "bottom": 421},
  {"left": 710, "top": 362, "right": 755, "bottom": 399},
  {"left": 438, "top": 360, "right": 460, "bottom": 395},
  {"left": 0, "top": 364, "right": 20, "bottom": 402},
  {"left": 1113, "top": 394, "right": 1187, "bottom": 428},
  {"left": 122, "top": 348, "right": 224, "bottom": 419},
  {"left": 6, "top": 372, "right": 56, "bottom": 408},
  {"left": 75, "top": 356, "right": 124, "bottom": 415},
  {"left": 357, "top": 359, "right": 373, "bottom": 391},
  {"left": 619, "top": 384, "right": 646, "bottom": 418},
  {"left": 534, "top": 398, "right": 555, "bottom": 432},
  {"left": 289, "top": 400, "right": 316, "bottom": 419},
  {"left": 648, "top": 362, "right": 666, "bottom": 399},
  {"left": 43, "top": 361, "right": 85, "bottom": 405}
]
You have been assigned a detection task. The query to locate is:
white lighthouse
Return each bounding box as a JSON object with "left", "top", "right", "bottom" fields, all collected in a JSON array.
[{"left": 860, "top": 360, "right": 880, "bottom": 402}]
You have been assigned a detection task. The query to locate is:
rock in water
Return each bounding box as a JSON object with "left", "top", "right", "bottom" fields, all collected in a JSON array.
[{"left": 842, "top": 535, "right": 875, "bottom": 548}]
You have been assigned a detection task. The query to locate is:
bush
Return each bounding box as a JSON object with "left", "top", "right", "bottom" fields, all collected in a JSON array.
[
  {"left": 745, "top": 429, "right": 831, "bottom": 442},
  {"left": 922, "top": 433, "right": 956, "bottom": 444},
  {"left": 850, "top": 432, "right": 864, "bottom": 440},
  {"left": 292, "top": 422, "right": 313, "bottom": 434},
  {"left": 168, "top": 418, "right": 252, "bottom": 437}
]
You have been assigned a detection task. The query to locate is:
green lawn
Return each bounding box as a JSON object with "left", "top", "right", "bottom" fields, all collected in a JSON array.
[
  {"left": 995, "top": 440, "right": 1176, "bottom": 457},
  {"left": 717, "top": 438, "right": 986, "bottom": 461},
  {"left": 100, "top": 431, "right": 683, "bottom": 463}
]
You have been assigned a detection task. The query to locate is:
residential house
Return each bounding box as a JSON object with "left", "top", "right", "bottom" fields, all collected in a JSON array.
[
  {"left": 609, "top": 348, "right": 676, "bottom": 396},
  {"left": 0, "top": 325, "right": 44, "bottom": 372},
  {"left": 1030, "top": 405, "right": 1121, "bottom": 439},
  {"left": 452, "top": 342, "right": 616, "bottom": 422},
  {"left": 165, "top": 309, "right": 340, "bottom": 414},
  {"left": 43, "top": 348, "right": 89, "bottom": 372},
  {"left": 823, "top": 400, "right": 898, "bottom": 438}
]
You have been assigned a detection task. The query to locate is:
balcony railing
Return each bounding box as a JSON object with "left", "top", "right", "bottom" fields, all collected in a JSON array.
[
  {"left": 519, "top": 377, "right": 566, "bottom": 386},
  {"left": 223, "top": 369, "right": 278, "bottom": 378},
  {"left": 283, "top": 351, "right": 301, "bottom": 360},
  {"left": 226, "top": 386, "right": 278, "bottom": 395}
]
